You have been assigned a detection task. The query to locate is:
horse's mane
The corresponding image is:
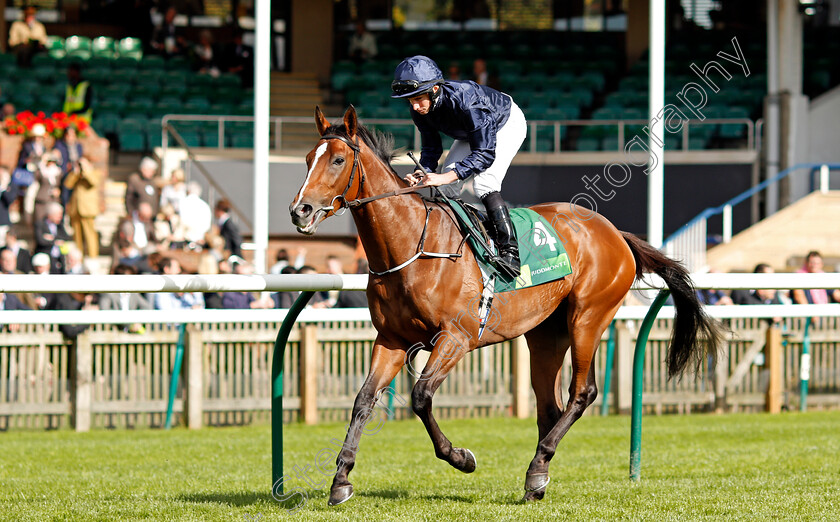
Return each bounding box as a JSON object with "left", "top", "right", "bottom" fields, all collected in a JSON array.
[{"left": 323, "top": 122, "right": 399, "bottom": 174}]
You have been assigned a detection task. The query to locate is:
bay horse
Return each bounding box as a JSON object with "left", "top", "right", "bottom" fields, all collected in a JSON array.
[{"left": 289, "top": 106, "right": 722, "bottom": 505}]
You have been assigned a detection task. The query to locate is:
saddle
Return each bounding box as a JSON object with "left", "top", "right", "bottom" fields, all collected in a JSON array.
[{"left": 444, "top": 197, "right": 573, "bottom": 293}]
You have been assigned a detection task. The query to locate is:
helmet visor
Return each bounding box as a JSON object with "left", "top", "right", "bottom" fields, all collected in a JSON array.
[{"left": 391, "top": 79, "right": 438, "bottom": 98}]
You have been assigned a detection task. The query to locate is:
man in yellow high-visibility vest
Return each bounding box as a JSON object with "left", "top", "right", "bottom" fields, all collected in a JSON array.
[{"left": 63, "top": 63, "right": 93, "bottom": 122}]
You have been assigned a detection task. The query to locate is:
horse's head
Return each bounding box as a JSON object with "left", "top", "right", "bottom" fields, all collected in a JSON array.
[{"left": 289, "top": 106, "right": 363, "bottom": 235}]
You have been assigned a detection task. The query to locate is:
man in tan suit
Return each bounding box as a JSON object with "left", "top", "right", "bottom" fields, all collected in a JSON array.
[{"left": 64, "top": 157, "right": 100, "bottom": 258}]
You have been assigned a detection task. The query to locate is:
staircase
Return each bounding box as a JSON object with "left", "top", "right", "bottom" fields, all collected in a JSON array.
[
  {"left": 706, "top": 191, "right": 840, "bottom": 272},
  {"left": 270, "top": 72, "right": 323, "bottom": 151}
]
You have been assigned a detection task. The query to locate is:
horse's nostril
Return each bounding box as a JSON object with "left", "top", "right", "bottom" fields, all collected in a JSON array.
[{"left": 295, "top": 204, "right": 313, "bottom": 218}]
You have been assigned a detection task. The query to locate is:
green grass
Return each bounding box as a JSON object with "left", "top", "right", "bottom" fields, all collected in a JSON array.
[{"left": 2, "top": 411, "right": 840, "bottom": 520}]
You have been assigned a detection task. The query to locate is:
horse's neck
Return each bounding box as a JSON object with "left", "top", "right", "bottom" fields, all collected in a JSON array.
[{"left": 352, "top": 156, "right": 453, "bottom": 271}]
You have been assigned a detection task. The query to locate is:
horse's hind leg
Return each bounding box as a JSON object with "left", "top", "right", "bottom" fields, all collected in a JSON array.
[
  {"left": 522, "top": 303, "right": 618, "bottom": 501},
  {"left": 328, "top": 337, "right": 405, "bottom": 506},
  {"left": 524, "top": 308, "right": 570, "bottom": 443},
  {"left": 521, "top": 316, "right": 570, "bottom": 501}
]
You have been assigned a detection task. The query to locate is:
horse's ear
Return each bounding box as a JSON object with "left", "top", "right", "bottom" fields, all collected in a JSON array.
[
  {"left": 314, "top": 106, "right": 330, "bottom": 136},
  {"left": 343, "top": 105, "right": 358, "bottom": 138}
]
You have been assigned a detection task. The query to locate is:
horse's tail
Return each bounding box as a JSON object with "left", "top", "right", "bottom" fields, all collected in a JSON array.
[{"left": 621, "top": 231, "right": 724, "bottom": 379}]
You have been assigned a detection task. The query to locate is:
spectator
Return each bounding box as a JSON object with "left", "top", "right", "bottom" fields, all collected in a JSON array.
[
  {"left": 447, "top": 62, "right": 462, "bottom": 81},
  {"left": 150, "top": 6, "right": 187, "bottom": 57},
  {"left": 214, "top": 198, "right": 242, "bottom": 257},
  {"left": 155, "top": 203, "right": 186, "bottom": 250},
  {"left": 8, "top": 6, "right": 47, "bottom": 67},
  {"left": 192, "top": 29, "right": 220, "bottom": 76},
  {"left": 114, "top": 240, "right": 152, "bottom": 274},
  {"left": 347, "top": 20, "right": 377, "bottom": 64},
  {"left": 31, "top": 252, "right": 55, "bottom": 310},
  {"left": 0, "top": 246, "right": 21, "bottom": 274},
  {"left": 223, "top": 30, "right": 253, "bottom": 88},
  {"left": 16, "top": 125, "right": 48, "bottom": 225},
  {"left": 130, "top": 201, "right": 159, "bottom": 254},
  {"left": 64, "top": 246, "right": 89, "bottom": 275},
  {"left": 2, "top": 102, "right": 16, "bottom": 120},
  {"left": 0, "top": 291, "right": 30, "bottom": 333},
  {"left": 0, "top": 167, "right": 20, "bottom": 246},
  {"left": 297, "top": 265, "right": 327, "bottom": 307},
  {"left": 696, "top": 269, "right": 733, "bottom": 306},
  {"left": 62, "top": 63, "right": 93, "bottom": 121},
  {"left": 792, "top": 251, "right": 840, "bottom": 304},
  {"left": 269, "top": 247, "right": 306, "bottom": 274},
  {"left": 99, "top": 263, "right": 152, "bottom": 332},
  {"left": 272, "top": 265, "right": 300, "bottom": 308},
  {"left": 126, "top": 156, "right": 160, "bottom": 217},
  {"left": 334, "top": 258, "right": 369, "bottom": 308},
  {"left": 159, "top": 168, "right": 186, "bottom": 214},
  {"left": 32, "top": 151, "right": 63, "bottom": 225},
  {"left": 221, "top": 260, "right": 273, "bottom": 309},
  {"left": 0, "top": 229, "right": 32, "bottom": 273},
  {"left": 153, "top": 257, "right": 204, "bottom": 310},
  {"left": 54, "top": 126, "right": 84, "bottom": 206},
  {"left": 64, "top": 157, "right": 101, "bottom": 258},
  {"left": 472, "top": 58, "right": 489, "bottom": 86},
  {"left": 730, "top": 263, "right": 782, "bottom": 305},
  {"left": 34, "top": 202, "right": 70, "bottom": 273},
  {"left": 2, "top": 247, "right": 38, "bottom": 309},
  {"left": 197, "top": 253, "right": 223, "bottom": 309},
  {"left": 180, "top": 181, "right": 212, "bottom": 247},
  {"left": 47, "top": 292, "right": 97, "bottom": 339}
]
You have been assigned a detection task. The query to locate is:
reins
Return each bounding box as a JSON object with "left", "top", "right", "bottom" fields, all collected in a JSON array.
[{"left": 318, "top": 133, "right": 464, "bottom": 275}]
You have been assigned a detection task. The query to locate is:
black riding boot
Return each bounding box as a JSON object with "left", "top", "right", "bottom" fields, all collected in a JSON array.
[{"left": 482, "top": 191, "right": 520, "bottom": 278}]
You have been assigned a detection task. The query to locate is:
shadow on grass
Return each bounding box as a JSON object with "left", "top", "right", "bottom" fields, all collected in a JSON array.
[{"left": 179, "top": 491, "right": 275, "bottom": 507}]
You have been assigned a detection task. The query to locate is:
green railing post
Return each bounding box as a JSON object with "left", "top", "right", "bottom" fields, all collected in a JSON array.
[
  {"left": 601, "top": 322, "right": 616, "bottom": 416},
  {"left": 164, "top": 323, "right": 187, "bottom": 429},
  {"left": 630, "top": 290, "right": 670, "bottom": 482},
  {"left": 272, "top": 291, "right": 315, "bottom": 497},
  {"left": 800, "top": 318, "right": 812, "bottom": 412},
  {"left": 387, "top": 379, "right": 396, "bottom": 420}
]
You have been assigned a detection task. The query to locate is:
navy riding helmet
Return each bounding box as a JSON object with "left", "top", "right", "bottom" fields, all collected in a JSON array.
[{"left": 391, "top": 55, "right": 444, "bottom": 101}]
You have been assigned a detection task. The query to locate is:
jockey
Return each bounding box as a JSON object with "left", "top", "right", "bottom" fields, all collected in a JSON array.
[{"left": 392, "top": 55, "right": 526, "bottom": 278}]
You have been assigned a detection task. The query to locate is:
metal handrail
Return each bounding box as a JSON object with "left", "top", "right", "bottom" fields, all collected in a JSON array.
[
  {"left": 164, "top": 123, "right": 253, "bottom": 231},
  {"left": 159, "top": 114, "right": 757, "bottom": 156}
]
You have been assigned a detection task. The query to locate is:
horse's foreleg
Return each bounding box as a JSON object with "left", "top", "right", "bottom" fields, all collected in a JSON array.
[
  {"left": 411, "top": 340, "right": 476, "bottom": 474},
  {"left": 329, "top": 338, "right": 405, "bottom": 506}
]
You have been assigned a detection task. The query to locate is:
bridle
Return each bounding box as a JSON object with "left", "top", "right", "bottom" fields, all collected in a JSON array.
[
  {"left": 316, "top": 133, "right": 427, "bottom": 214},
  {"left": 316, "top": 133, "right": 364, "bottom": 216},
  {"left": 311, "top": 133, "right": 464, "bottom": 276}
]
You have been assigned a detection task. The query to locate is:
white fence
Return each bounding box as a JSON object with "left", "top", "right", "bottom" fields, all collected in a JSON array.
[{"left": 1, "top": 273, "right": 838, "bottom": 430}]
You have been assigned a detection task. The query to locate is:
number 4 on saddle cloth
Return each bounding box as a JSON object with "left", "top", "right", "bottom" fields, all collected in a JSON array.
[
  {"left": 447, "top": 199, "right": 572, "bottom": 338},
  {"left": 448, "top": 200, "right": 573, "bottom": 293}
]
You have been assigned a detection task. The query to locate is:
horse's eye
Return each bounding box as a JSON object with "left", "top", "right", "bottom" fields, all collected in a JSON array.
[{"left": 333, "top": 157, "right": 345, "bottom": 166}]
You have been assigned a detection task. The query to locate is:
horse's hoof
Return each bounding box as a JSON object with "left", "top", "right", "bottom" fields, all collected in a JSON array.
[
  {"left": 522, "top": 489, "right": 546, "bottom": 502},
  {"left": 523, "top": 472, "right": 550, "bottom": 500},
  {"left": 328, "top": 484, "right": 354, "bottom": 506},
  {"left": 453, "top": 447, "right": 476, "bottom": 473}
]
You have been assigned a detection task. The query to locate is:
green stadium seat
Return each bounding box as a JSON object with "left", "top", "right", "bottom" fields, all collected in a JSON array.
[
  {"left": 65, "top": 36, "right": 92, "bottom": 60},
  {"left": 576, "top": 137, "right": 601, "bottom": 151},
  {"left": 46, "top": 35, "right": 65, "bottom": 59},
  {"left": 139, "top": 55, "right": 166, "bottom": 70},
  {"left": 93, "top": 112, "right": 121, "bottom": 134},
  {"left": 91, "top": 37, "right": 116, "bottom": 58},
  {"left": 118, "top": 118, "right": 147, "bottom": 151},
  {"left": 165, "top": 55, "right": 190, "bottom": 70},
  {"left": 720, "top": 107, "right": 750, "bottom": 139},
  {"left": 117, "top": 38, "right": 144, "bottom": 60}
]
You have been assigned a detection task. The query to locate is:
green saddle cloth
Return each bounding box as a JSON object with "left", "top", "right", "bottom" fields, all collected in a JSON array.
[{"left": 448, "top": 200, "right": 572, "bottom": 293}]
